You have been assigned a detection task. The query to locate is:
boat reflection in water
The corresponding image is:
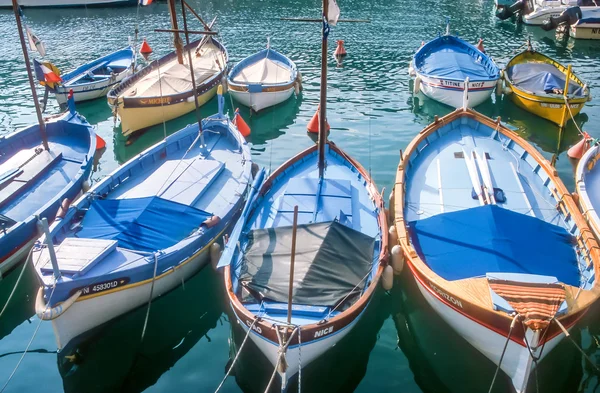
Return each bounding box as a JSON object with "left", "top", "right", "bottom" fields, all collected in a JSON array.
[
  {"left": 392, "top": 274, "right": 585, "bottom": 393},
  {"left": 58, "top": 266, "right": 223, "bottom": 393},
  {"left": 226, "top": 288, "right": 389, "bottom": 393},
  {"left": 0, "top": 261, "right": 37, "bottom": 342}
]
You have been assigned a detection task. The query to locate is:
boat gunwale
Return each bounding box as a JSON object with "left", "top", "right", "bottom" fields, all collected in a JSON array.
[
  {"left": 393, "top": 107, "right": 600, "bottom": 345},
  {"left": 223, "top": 142, "right": 388, "bottom": 346},
  {"left": 576, "top": 143, "right": 600, "bottom": 241}
]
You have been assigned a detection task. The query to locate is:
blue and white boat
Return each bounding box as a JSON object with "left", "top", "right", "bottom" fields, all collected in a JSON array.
[
  {"left": 0, "top": 0, "right": 138, "bottom": 8},
  {"left": 227, "top": 44, "right": 300, "bottom": 112},
  {"left": 219, "top": 3, "right": 388, "bottom": 388},
  {"left": 32, "top": 89, "right": 253, "bottom": 350},
  {"left": 576, "top": 141, "right": 600, "bottom": 239},
  {"left": 35, "top": 47, "right": 135, "bottom": 106},
  {"left": 410, "top": 22, "right": 500, "bottom": 108},
  {"left": 0, "top": 109, "right": 96, "bottom": 278},
  {"left": 393, "top": 107, "right": 600, "bottom": 393}
]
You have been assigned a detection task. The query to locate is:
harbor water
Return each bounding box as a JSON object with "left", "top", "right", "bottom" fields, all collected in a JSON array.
[{"left": 0, "top": 0, "right": 599, "bottom": 392}]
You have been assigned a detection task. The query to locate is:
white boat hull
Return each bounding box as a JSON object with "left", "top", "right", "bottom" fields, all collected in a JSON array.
[
  {"left": 571, "top": 23, "right": 600, "bottom": 39},
  {"left": 229, "top": 88, "right": 295, "bottom": 112},
  {"left": 414, "top": 276, "right": 565, "bottom": 393},
  {"left": 48, "top": 248, "right": 210, "bottom": 350},
  {"left": 417, "top": 74, "right": 497, "bottom": 108},
  {"left": 524, "top": 8, "right": 565, "bottom": 25},
  {"left": 234, "top": 313, "right": 358, "bottom": 387},
  {"left": 0, "top": 0, "right": 135, "bottom": 7},
  {"left": 55, "top": 71, "right": 132, "bottom": 106}
]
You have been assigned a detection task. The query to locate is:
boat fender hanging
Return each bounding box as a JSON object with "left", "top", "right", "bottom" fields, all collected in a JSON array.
[
  {"left": 382, "top": 265, "right": 394, "bottom": 290},
  {"left": 413, "top": 76, "right": 421, "bottom": 95},
  {"left": 388, "top": 189, "right": 395, "bottom": 223},
  {"left": 389, "top": 226, "right": 399, "bottom": 251},
  {"left": 82, "top": 180, "right": 91, "bottom": 193},
  {"left": 234, "top": 109, "right": 251, "bottom": 137},
  {"left": 568, "top": 132, "right": 590, "bottom": 159},
  {"left": 495, "top": 78, "right": 503, "bottom": 96},
  {"left": 391, "top": 245, "right": 404, "bottom": 275},
  {"left": 36, "top": 287, "right": 82, "bottom": 320},
  {"left": 495, "top": 0, "right": 525, "bottom": 20},
  {"left": 210, "top": 242, "right": 222, "bottom": 271},
  {"left": 221, "top": 76, "right": 228, "bottom": 94},
  {"left": 476, "top": 38, "right": 485, "bottom": 53},
  {"left": 502, "top": 85, "right": 512, "bottom": 96},
  {"left": 55, "top": 198, "right": 71, "bottom": 220},
  {"left": 408, "top": 64, "right": 416, "bottom": 77},
  {"left": 203, "top": 215, "right": 221, "bottom": 229}
]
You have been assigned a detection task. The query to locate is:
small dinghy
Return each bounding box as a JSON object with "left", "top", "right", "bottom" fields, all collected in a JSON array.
[
  {"left": 35, "top": 47, "right": 135, "bottom": 106},
  {"left": 108, "top": 34, "right": 227, "bottom": 137},
  {"left": 410, "top": 21, "right": 500, "bottom": 108},
  {"left": 227, "top": 43, "right": 300, "bottom": 112},
  {"left": 576, "top": 141, "right": 600, "bottom": 239},
  {"left": 392, "top": 105, "right": 600, "bottom": 393},
  {"left": 32, "top": 88, "right": 252, "bottom": 349},
  {"left": 503, "top": 42, "right": 590, "bottom": 125},
  {"left": 218, "top": 2, "right": 388, "bottom": 388}
]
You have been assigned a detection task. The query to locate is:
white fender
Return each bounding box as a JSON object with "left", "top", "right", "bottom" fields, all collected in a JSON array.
[
  {"left": 82, "top": 180, "right": 91, "bottom": 193},
  {"left": 382, "top": 265, "right": 394, "bottom": 290},
  {"left": 503, "top": 85, "right": 513, "bottom": 96},
  {"left": 496, "top": 78, "right": 503, "bottom": 96},
  {"left": 221, "top": 76, "right": 228, "bottom": 94},
  {"left": 36, "top": 287, "right": 82, "bottom": 320},
  {"left": 389, "top": 226, "right": 398, "bottom": 252},
  {"left": 408, "top": 64, "right": 416, "bottom": 77},
  {"left": 210, "top": 242, "right": 222, "bottom": 271},
  {"left": 413, "top": 75, "right": 421, "bottom": 95},
  {"left": 391, "top": 245, "right": 405, "bottom": 275},
  {"left": 388, "top": 189, "right": 395, "bottom": 223}
]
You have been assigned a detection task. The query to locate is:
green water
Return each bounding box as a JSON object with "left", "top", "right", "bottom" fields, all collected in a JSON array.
[{"left": 0, "top": 0, "right": 600, "bottom": 392}]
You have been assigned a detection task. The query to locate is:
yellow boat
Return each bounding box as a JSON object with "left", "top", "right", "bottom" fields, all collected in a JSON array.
[
  {"left": 503, "top": 48, "right": 590, "bottom": 126},
  {"left": 108, "top": 37, "right": 227, "bottom": 137}
]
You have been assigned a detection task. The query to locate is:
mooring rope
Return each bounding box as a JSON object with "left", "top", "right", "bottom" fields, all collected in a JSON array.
[
  {"left": 140, "top": 252, "right": 159, "bottom": 343},
  {"left": 213, "top": 317, "right": 259, "bottom": 393},
  {"left": 553, "top": 317, "right": 600, "bottom": 373},
  {"left": 297, "top": 326, "right": 302, "bottom": 393},
  {"left": 487, "top": 313, "right": 520, "bottom": 393}
]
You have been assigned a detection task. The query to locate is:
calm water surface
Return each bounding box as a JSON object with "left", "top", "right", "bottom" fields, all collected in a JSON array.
[{"left": 0, "top": 0, "right": 599, "bottom": 392}]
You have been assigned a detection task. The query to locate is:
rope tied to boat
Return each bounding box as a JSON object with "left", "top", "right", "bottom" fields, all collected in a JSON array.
[
  {"left": 140, "top": 252, "right": 159, "bottom": 343},
  {"left": 553, "top": 317, "right": 600, "bottom": 374},
  {"left": 213, "top": 317, "right": 259, "bottom": 393},
  {"left": 488, "top": 313, "right": 520, "bottom": 393},
  {"left": 264, "top": 325, "right": 299, "bottom": 393}
]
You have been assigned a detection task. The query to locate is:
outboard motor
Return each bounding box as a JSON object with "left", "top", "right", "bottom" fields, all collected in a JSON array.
[
  {"left": 496, "top": 0, "right": 525, "bottom": 20},
  {"left": 541, "top": 6, "right": 583, "bottom": 30}
]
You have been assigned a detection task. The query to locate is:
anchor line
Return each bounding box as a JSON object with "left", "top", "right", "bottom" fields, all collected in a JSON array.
[
  {"left": 140, "top": 252, "right": 159, "bottom": 343},
  {"left": 264, "top": 326, "right": 299, "bottom": 393},
  {"left": 487, "top": 313, "right": 520, "bottom": 393},
  {"left": 553, "top": 317, "right": 600, "bottom": 374}
]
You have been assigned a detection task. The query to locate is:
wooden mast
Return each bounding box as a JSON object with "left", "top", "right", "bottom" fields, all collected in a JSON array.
[
  {"left": 12, "top": 0, "right": 49, "bottom": 151},
  {"left": 180, "top": 0, "right": 204, "bottom": 138},
  {"left": 318, "top": 0, "right": 328, "bottom": 178},
  {"left": 168, "top": 0, "right": 184, "bottom": 64}
]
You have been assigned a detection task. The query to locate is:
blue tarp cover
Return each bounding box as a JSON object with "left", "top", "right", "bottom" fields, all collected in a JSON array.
[
  {"left": 76, "top": 196, "right": 212, "bottom": 252},
  {"left": 407, "top": 205, "right": 580, "bottom": 286},
  {"left": 417, "top": 40, "right": 495, "bottom": 80},
  {"left": 507, "top": 63, "right": 585, "bottom": 96}
]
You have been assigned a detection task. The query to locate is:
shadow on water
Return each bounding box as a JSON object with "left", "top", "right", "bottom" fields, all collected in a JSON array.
[
  {"left": 391, "top": 272, "right": 586, "bottom": 393},
  {"left": 227, "top": 287, "right": 391, "bottom": 393},
  {"left": 57, "top": 266, "right": 224, "bottom": 393},
  {"left": 0, "top": 260, "right": 37, "bottom": 342}
]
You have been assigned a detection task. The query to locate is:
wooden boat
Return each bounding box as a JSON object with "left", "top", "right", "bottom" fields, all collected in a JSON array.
[
  {"left": 0, "top": 0, "right": 137, "bottom": 7},
  {"left": 32, "top": 88, "right": 252, "bottom": 350},
  {"left": 1, "top": 1, "right": 96, "bottom": 278},
  {"left": 218, "top": 1, "right": 388, "bottom": 388},
  {"left": 503, "top": 46, "right": 590, "bottom": 125},
  {"left": 576, "top": 142, "right": 600, "bottom": 240},
  {"left": 392, "top": 106, "right": 600, "bottom": 393},
  {"left": 36, "top": 47, "right": 135, "bottom": 106},
  {"left": 227, "top": 45, "right": 300, "bottom": 112},
  {"left": 108, "top": 36, "right": 228, "bottom": 137},
  {"left": 410, "top": 22, "right": 500, "bottom": 109}
]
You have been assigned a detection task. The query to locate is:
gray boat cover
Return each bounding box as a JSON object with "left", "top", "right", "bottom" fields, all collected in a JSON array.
[
  {"left": 239, "top": 221, "right": 375, "bottom": 307},
  {"left": 507, "top": 63, "right": 585, "bottom": 96}
]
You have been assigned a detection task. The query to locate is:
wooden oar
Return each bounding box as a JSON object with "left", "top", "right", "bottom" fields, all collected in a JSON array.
[
  {"left": 475, "top": 149, "right": 496, "bottom": 204},
  {"left": 462, "top": 148, "right": 485, "bottom": 205}
]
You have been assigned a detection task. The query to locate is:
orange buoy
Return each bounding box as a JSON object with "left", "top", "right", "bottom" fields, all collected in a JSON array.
[
  {"left": 140, "top": 38, "right": 153, "bottom": 55},
  {"left": 96, "top": 134, "right": 106, "bottom": 150},
  {"left": 568, "top": 132, "right": 591, "bottom": 159},
  {"left": 307, "top": 107, "right": 330, "bottom": 134},
  {"left": 334, "top": 40, "right": 347, "bottom": 58},
  {"left": 234, "top": 108, "right": 251, "bottom": 137},
  {"left": 476, "top": 38, "right": 485, "bottom": 53}
]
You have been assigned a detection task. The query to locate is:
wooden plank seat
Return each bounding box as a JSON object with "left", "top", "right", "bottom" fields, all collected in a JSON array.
[
  {"left": 0, "top": 148, "right": 63, "bottom": 210},
  {"left": 39, "top": 238, "right": 118, "bottom": 277}
]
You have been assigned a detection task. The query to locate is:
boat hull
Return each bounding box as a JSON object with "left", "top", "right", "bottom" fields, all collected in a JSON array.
[
  {"left": 229, "top": 87, "right": 295, "bottom": 112},
  {"left": 576, "top": 145, "right": 600, "bottom": 241},
  {"left": 0, "top": 0, "right": 136, "bottom": 7},
  {"left": 570, "top": 24, "right": 600, "bottom": 39},
  {"left": 524, "top": 7, "right": 565, "bottom": 25},
  {"left": 45, "top": 244, "right": 211, "bottom": 350},
  {"left": 55, "top": 71, "right": 132, "bottom": 105},
  {"left": 0, "top": 238, "right": 36, "bottom": 279},
  {"left": 411, "top": 271, "right": 565, "bottom": 393},
  {"left": 417, "top": 74, "right": 497, "bottom": 108},
  {"left": 116, "top": 85, "right": 218, "bottom": 137},
  {"left": 508, "top": 87, "right": 586, "bottom": 125}
]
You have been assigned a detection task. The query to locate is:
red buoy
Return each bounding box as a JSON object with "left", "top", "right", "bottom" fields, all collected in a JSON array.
[
  {"left": 96, "top": 134, "right": 106, "bottom": 150},
  {"left": 140, "top": 38, "right": 153, "bottom": 56},
  {"left": 568, "top": 132, "right": 590, "bottom": 159},
  {"left": 234, "top": 108, "right": 251, "bottom": 137},
  {"left": 307, "top": 107, "right": 330, "bottom": 134},
  {"left": 334, "top": 40, "right": 347, "bottom": 58}
]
